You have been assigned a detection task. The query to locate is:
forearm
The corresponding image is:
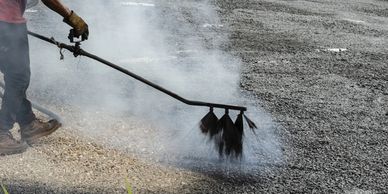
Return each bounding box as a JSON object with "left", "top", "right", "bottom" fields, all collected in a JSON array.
[
  {"left": 41, "top": 0, "right": 71, "bottom": 18},
  {"left": 41, "top": 0, "right": 89, "bottom": 40}
]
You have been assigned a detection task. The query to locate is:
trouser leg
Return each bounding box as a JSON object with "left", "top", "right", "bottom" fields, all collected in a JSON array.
[{"left": 0, "top": 21, "right": 35, "bottom": 130}]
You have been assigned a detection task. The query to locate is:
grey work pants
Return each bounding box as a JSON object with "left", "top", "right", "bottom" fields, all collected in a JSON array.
[{"left": 0, "top": 21, "right": 35, "bottom": 130}]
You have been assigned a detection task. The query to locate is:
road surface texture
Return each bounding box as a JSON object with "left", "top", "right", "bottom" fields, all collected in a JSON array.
[{"left": 0, "top": 0, "right": 387, "bottom": 193}]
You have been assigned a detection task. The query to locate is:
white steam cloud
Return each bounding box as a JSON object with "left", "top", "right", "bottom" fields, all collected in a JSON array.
[{"left": 26, "top": 0, "right": 282, "bottom": 172}]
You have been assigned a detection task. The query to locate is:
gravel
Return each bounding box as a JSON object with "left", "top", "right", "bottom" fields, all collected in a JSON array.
[
  {"left": 1, "top": 0, "right": 387, "bottom": 193},
  {"left": 1, "top": 127, "right": 212, "bottom": 193}
]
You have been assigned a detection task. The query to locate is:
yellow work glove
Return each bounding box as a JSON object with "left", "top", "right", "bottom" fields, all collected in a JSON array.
[{"left": 63, "top": 11, "right": 89, "bottom": 41}]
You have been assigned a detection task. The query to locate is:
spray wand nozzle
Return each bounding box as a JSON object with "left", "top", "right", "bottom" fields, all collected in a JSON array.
[{"left": 27, "top": 30, "right": 258, "bottom": 159}]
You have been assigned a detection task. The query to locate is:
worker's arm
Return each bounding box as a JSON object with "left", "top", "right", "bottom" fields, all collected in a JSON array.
[
  {"left": 41, "top": 0, "right": 89, "bottom": 40},
  {"left": 40, "top": 0, "right": 71, "bottom": 18}
]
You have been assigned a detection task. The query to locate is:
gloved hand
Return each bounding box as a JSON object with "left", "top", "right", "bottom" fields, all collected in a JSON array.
[{"left": 63, "top": 11, "right": 89, "bottom": 41}]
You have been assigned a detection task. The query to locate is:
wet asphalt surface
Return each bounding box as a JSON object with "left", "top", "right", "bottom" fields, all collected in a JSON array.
[{"left": 1, "top": 0, "right": 387, "bottom": 193}]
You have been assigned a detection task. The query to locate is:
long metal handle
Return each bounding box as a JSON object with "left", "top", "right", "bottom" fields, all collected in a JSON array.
[{"left": 28, "top": 31, "right": 247, "bottom": 112}]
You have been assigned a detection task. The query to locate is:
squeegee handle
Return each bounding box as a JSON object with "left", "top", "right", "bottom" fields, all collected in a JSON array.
[{"left": 27, "top": 31, "right": 247, "bottom": 112}]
